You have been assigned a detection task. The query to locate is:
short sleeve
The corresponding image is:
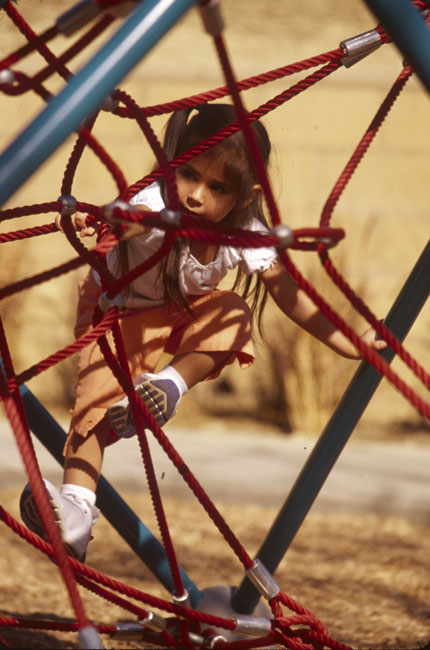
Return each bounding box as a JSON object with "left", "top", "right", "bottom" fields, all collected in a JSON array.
[
  {"left": 130, "top": 182, "right": 165, "bottom": 212},
  {"left": 239, "top": 219, "right": 278, "bottom": 275}
]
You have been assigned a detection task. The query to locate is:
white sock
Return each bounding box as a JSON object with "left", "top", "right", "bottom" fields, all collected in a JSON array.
[
  {"left": 155, "top": 364, "right": 189, "bottom": 397},
  {"left": 61, "top": 483, "right": 96, "bottom": 507}
]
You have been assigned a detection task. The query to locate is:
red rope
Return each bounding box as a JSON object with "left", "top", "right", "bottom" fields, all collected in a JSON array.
[
  {"left": 126, "top": 59, "right": 341, "bottom": 199},
  {"left": 320, "top": 65, "right": 413, "bottom": 226},
  {"left": 279, "top": 250, "right": 430, "bottom": 420},
  {"left": 0, "top": 25, "right": 58, "bottom": 73},
  {"left": 318, "top": 63, "right": 430, "bottom": 393},
  {"left": 0, "top": 4, "right": 428, "bottom": 649},
  {"left": 95, "top": 313, "right": 187, "bottom": 599},
  {"left": 0, "top": 14, "right": 113, "bottom": 83},
  {"left": 0, "top": 321, "right": 92, "bottom": 633},
  {"left": 3, "top": 3, "right": 71, "bottom": 84},
  {"left": 1, "top": 503, "right": 345, "bottom": 648},
  {"left": 0, "top": 222, "right": 56, "bottom": 243},
  {"left": 114, "top": 47, "right": 344, "bottom": 119}
]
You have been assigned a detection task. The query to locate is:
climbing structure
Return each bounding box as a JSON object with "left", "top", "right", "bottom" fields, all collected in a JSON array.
[{"left": 0, "top": 1, "right": 429, "bottom": 648}]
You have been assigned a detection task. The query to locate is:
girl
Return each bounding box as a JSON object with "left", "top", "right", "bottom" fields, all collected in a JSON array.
[{"left": 20, "top": 104, "right": 386, "bottom": 561}]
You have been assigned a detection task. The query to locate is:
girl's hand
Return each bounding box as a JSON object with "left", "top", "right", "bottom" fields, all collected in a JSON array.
[
  {"left": 55, "top": 212, "right": 97, "bottom": 238},
  {"left": 360, "top": 326, "right": 388, "bottom": 353}
]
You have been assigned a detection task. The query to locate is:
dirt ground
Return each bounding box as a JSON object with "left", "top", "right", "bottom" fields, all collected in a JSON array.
[
  {"left": 1, "top": 1, "right": 429, "bottom": 649},
  {"left": 0, "top": 487, "right": 429, "bottom": 650}
]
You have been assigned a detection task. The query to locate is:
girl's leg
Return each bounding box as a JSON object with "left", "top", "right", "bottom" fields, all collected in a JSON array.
[
  {"left": 108, "top": 351, "right": 233, "bottom": 437},
  {"left": 109, "top": 290, "right": 254, "bottom": 437},
  {"left": 19, "top": 422, "right": 108, "bottom": 561},
  {"left": 169, "top": 350, "right": 232, "bottom": 388},
  {"left": 63, "top": 420, "right": 110, "bottom": 493}
]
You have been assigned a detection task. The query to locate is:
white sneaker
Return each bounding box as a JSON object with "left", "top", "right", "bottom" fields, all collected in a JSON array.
[
  {"left": 19, "top": 479, "right": 100, "bottom": 562},
  {"left": 107, "top": 374, "right": 181, "bottom": 439}
]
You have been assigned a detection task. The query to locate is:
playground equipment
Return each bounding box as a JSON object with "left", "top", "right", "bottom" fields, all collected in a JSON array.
[{"left": 0, "top": 1, "right": 429, "bottom": 648}]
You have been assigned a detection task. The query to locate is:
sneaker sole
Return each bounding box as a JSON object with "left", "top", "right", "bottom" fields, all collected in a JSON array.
[
  {"left": 19, "top": 486, "right": 83, "bottom": 561},
  {"left": 107, "top": 403, "right": 133, "bottom": 436},
  {"left": 136, "top": 382, "right": 166, "bottom": 426}
]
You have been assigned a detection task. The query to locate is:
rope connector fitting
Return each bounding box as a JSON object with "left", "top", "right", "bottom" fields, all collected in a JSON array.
[
  {"left": 172, "top": 588, "right": 191, "bottom": 608},
  {"left": 271, "top": 224, "right": 294, "bottom": 249},
  {"left": 245, "top": 559, "right": 280, "bottom": 601},
  {"left": 141, "top": 611, "right": 167, "bottom": 632},
  {"left": 340, "top": 30, "right": 382, "bottom": 68},
  {"left": 231, "top": 614, "right": 272, "bottom": 637},
  {"left": 317, "top": 236, "right": 338, "bottom": 249},
  {"left": 199, "top": 0, "right": 224, "bottom": 37},
  {"left": 78, "top": 625, "right": 103, "bottom": 650},
  {"left": 57, "top": 0, "right": 102, "bottom": 37},
  {"left": 206, "top": 634, "right": 227, "bottom": 648},
  {"left": 104, "top": 199, "right": 135, "bottom": 224},
  {"left": 57, "top": 194, "right": 77, "bottom": 217},
  {"left": 113, "top": 622, "right": 145, "bottom": 640},
  {"left": 100, "top": 91, "right": 120, "bottom": 112},
  {"left": 160, "top": 207, "right": 181, "bottom": 226},
  {"left": 98, "top": 291, "right": 123, "bottom": 313},
  {"left": 0, "top": 69, "right": 16, "bottom": 86}
]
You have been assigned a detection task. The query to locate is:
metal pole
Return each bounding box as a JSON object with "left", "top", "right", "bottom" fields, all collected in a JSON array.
[
  {"left": 364, "top": 0, "right": 430, "bottom": 91},
  {"left": 0, "top": 0, "right": 198, "bottom": 208},
  {"left": 18, "top": 383, "right": 203, "bottom": 608},
  {"left": 232, "top": 239, "right": 430, "bottom": 614}
]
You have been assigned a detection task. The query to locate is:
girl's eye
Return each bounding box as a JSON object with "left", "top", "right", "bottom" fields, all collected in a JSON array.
[
  {"left": 178, "top": 167, "right": 195, "bottom": 180},
  {"left": 211, "top": 183, "right": 228, "bottom": 195}
]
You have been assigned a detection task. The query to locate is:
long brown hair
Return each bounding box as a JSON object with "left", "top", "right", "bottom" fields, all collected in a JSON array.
[{"left": 158, "top": 103, "right": 272, "bottom": 329}]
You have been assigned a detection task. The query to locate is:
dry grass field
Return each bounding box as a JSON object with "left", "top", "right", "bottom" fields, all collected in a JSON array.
[
  {"left": 1, "top": 487, "right": 429, "bottom": 650},
  {"left": 0, "top": 1, "right": 429, "bottom": 649}
]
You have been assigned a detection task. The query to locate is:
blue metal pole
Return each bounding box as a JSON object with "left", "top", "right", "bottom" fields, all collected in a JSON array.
[
  {"left": 232, "top": 239, "right": 430, "bottom": 614},
  {"left": 364, "top": 0, "right": 430, "bottom": 90},
  {"left": 0, "top": 0, "right": 198, "bottom": 208},
  {"left": 17, "top": 382, "right": 202, "bottom": 607}
]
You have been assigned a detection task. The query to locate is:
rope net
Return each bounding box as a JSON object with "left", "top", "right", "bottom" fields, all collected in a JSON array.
[{"left": 0, "top": 1, "right": 429, "bottom": 648}]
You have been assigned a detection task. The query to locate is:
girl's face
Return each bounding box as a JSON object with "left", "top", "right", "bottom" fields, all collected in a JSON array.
[{"left": 175, "top": 153, "right": 237, "bottom": 223}]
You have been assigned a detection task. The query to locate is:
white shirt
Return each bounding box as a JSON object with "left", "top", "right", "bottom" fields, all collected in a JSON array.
[{"left": 104, "top": 182, "right": 278, "bottom": 309}]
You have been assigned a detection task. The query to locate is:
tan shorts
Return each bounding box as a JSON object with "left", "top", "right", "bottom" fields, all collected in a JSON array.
[{"left": 66, "top": 271, "right": 255, "bottom": 449}]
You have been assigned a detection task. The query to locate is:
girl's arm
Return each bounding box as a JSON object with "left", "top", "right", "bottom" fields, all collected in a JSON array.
[
  {"left": 55, "top": 206, "right": 151, "bottom": 240},
  {"left": 260, "top": 261, "right": 387, "bottom": 360}
]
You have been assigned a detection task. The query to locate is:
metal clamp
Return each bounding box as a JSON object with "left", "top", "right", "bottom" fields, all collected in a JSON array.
[
  {"left": 199, "top": 0, "right": 224, "bottom": 36},
  {"left": 271, "top": 224, "right": 294, "bottom": 249},
  {"left": 113, "top": 622, "right": 144, "bottom": 640},
  {"left": 141, "top": 610, "right": 167, "bottom": 632},
  {"left": 172, "top": 588, "right": 191, "bottom": 609},
  {"left": 104, "top": 199, "right": 135, "bottom": 223},
  {"left": 57, "top": 0, "right": 102, "bottom": 36},
  {"left": 231, "top": 614, "right": 272, "bottom": 637},
  {"left": 160, "top": 207, "right": 181, "bottom": 226},
  {"left": 98, "top": 291, "right": 123, "bottom": 313},
  {"left": 245, "top": 559, "right": 280, "bottom": 601},
  {"left": 57, "top": 194, "right": 77, "bottom": 217},
  {"left": 206, "top": 634, "right": 227, "bottom": 648},
  {"left": 0, "top": 69, "right": 16, "bottom": 86},
  {"left": 78, "top": 625, "right": 103, "bottom": 650},
  {"left": 316, "top": 236, "right": 338, "bottom": 249},
  {"left": 100, "top": 91, "right": 120, "bottom": 112},
  {"left": 340, "top": 29, "right": 382, "bottom": 68}
]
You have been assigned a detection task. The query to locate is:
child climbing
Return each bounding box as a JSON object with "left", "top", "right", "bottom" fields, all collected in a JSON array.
[{"left": 20, "top": 103, "right": 387, "bottom": 561}]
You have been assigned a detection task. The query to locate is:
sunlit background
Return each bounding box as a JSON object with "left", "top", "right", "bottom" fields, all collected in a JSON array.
[{"left": 1, "top": 0, "right": 429, "bottom": 436}]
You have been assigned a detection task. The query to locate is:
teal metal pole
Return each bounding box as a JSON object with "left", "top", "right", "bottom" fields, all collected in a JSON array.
[
  {"left": 17, "top": 382, "right": 202, "bottom": 607},
  {"left": 364, "top": 0, "right": 430, "bottom": 90},
  {"left": 232, "top": 239, "right": 430, "bottom": 614},
  {"left": 0, "top": 0, "right": 197, "bottom": 208}
]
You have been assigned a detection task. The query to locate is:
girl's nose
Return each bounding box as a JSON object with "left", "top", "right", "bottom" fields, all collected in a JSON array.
[{"left": 188, "top": 184, "right": 205, "bottom": 205}]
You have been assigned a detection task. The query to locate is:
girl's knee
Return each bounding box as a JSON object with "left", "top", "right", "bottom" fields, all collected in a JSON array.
[{"left": 198, "top": 290, "right": 252, "bottom": 319}]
